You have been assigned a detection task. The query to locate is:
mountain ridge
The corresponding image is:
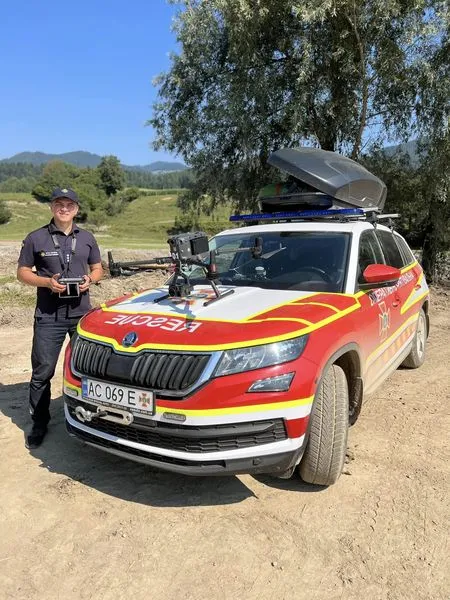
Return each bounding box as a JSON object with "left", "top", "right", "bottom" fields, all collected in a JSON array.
[
  {"left": 0, "top": 150, "right": 187, "bottom": 172},
  {"left": 1, "top": 142, "right": 419, "bottom": 173}
]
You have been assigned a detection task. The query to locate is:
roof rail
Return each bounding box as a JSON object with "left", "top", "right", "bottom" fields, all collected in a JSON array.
[{"left": 229, "top": 207, "right": 399, "bottom": 226}]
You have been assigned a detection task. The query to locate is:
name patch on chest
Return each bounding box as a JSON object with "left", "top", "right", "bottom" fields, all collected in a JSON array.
[{"left": 39, "top": 251, "right": 60, "bottom": 257}]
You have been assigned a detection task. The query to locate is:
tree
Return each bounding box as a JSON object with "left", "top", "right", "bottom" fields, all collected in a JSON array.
[
  {"left": 97, "top": 155, "right": 125, "bottom": 197},
  {"left": 362, "top": 149, "right": 427, "bottom": 248},
  {"left": 30, "top": 160, "right": 120, "bottom": 222},
  {"left": 31, "top": 161, "right": 80, "bottom": 202},
  {"left": 413, "top": 20, "right": 450, "bottom": 283},
  {"left": 418, "top": 131, "right": 450, "bottom": 283},
  {"left": 150, "top": 0, "right": 447, "bottom": 210}
]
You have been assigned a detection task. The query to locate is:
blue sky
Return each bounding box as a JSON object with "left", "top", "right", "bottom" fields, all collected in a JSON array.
[{"left": 0, "top": 1, "right": 181, "bottom": 165}]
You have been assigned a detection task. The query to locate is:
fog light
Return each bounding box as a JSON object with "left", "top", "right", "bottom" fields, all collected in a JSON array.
[{"left": 248, "top": 372, "right": 294, "bottom": 393}]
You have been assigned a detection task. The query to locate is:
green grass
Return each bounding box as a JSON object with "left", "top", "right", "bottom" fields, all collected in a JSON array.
[
  {"left": 89, "top": 193, "right": 233, "bottom": 249},
  {"left": 0, "top": 193, "right": 51, "bottom": 240},
  {"left": 0, "top": 191, "right": 235, "bottom": 248},
  {"left": 106, "top": 193, "right": 180, "bottom": 246}
]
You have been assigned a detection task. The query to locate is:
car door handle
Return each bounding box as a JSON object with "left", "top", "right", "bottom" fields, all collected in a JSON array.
[{"left": 392, "top": 295, "right": 401, "bottom": 308}]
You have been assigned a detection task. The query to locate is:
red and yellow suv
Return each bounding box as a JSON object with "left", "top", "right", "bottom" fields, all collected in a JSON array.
[{"left": 63, "top": 149, "right": 429, "bottom": 486}]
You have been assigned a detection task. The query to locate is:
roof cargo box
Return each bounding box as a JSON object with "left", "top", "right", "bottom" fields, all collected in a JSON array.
[{"left": 261, "top": 148, "right": 386, "bottom": 213}]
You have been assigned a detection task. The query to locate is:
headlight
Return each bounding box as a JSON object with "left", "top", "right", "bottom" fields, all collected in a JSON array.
[{"left": 214, "top": 336, "right": 308, "bottom": 377}]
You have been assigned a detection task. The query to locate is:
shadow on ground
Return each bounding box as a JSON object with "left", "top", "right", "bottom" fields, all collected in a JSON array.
[{"left": 1, "top": 381, "right": 321, "bottom": 507}]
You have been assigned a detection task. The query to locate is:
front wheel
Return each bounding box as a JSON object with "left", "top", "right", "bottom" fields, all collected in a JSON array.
[
  {"left": 299, "top": 364, "right": 349, "bottom": 486},
  {"left": 401, "top": 308, "right": 427, "bottom": 369}
]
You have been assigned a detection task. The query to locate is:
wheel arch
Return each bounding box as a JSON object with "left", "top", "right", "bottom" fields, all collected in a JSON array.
[
  {"left": 320, "top": 343, "right": 364, "bottom": 425},
  {"left": 421, "top": 299, "right": 430, "bottom": 338}
]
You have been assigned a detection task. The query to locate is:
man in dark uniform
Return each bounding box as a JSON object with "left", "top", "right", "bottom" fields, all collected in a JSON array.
[{"left": 17, "top": 187, "right": 104, "bottom": 449}]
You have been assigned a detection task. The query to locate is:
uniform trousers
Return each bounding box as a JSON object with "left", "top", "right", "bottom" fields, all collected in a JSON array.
[{"left": 29, "top": 317, "right": 80, "bottom": 426}]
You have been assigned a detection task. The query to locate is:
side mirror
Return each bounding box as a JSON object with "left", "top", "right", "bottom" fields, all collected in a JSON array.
[{"left": 359, "top": 264, "right": 401, "bottom": 290}]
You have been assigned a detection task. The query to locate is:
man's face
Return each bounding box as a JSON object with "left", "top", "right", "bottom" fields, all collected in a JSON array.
[{"left": 50, "top": 198, "right": 79, "bottom": 224}]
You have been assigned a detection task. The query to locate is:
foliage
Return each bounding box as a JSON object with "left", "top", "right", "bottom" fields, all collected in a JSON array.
[
  {"left": 125, "top": 168, "right": 194, "bottom": 189},
  {"left": 413, "top": 16, "right": 450, "bottom": 282},
  {"left": 361, "top": 150, "right": 427, "bottom": 248},
  {"left": 419, "top": 131, "right": 450, "bottom": 282},
  {"left": 362, "top": 130, "right": 450, "bottom": 283},
  {"left": 0, "top": 158, "right": 190, "bottom": 193},
  {"left": 30, "top": 159, "right": 118, "bottom": 223},
  {"left": 105, "top": 196, "right": 125, "bottom": 217},
  {"left": 0, "top": 176, "right": 38, "bottom": 193},
  {"left": 120, "top": 187, "right": 140, "bottom": 203},
  {"left": 0, "top": 162, "right": 43, "bottom": 183},
  {"left": 31, "top": 161, "right": 80, "bottom": 202},
  {"left": 168, "top": 212, "right": 231, "bottom": 236},
  {"left": 0, "top": 199, "right": 12, "bottom": 224},
  {"left": 74, "top": 183, "right": 109, "bottom": 221},
  {"left": 150, "top": 0, "right": 447, "bottom": 211},
  {"left": 97, "top": 155, "right": 125, "bottom": 197}
]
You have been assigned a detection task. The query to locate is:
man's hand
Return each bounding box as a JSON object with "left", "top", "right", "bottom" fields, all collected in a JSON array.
[
  {"left": 79, "top": 275, "right": 91, "bottom": 293},
  {"left": 48, "top": 273, "right": 67, "bottom": 293}
]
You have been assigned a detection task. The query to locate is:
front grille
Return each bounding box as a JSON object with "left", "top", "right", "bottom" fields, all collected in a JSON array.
[
  {"left": 73, "top": 337, "right": 112, "bottom": 377},
  {"left": 72, "top": 338, "right": 211, "bottom": 393},
  {"left": 66, "top": 402, "right": 287, "bottom": 453}
]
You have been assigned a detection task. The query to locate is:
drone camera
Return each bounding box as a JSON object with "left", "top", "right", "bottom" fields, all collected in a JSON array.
[{"left": 167, "top": 232, "right": 209, "bottom": 262}]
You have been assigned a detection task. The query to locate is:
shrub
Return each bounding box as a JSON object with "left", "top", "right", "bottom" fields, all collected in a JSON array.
[
  {"left": 105, "top": 197, "right": 125, "bottom": 216},
  {"left": 121, "top": 187, "right": 140, "bottom": 203},
  {"left": 87, "top": 210, "right": 108, "bottom": 229},
  {"left": 0, "top": 200, "right": 12, "bottom": 224}
]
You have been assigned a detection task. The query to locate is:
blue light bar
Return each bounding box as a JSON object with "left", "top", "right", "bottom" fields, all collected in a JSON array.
[{"left": 229, "top": 208, "right": 365, "bottom": 222}]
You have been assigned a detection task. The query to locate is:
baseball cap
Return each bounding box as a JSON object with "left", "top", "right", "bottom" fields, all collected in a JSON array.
[{"left": 50, "top": 187, "right": 80, "bottom": 204}]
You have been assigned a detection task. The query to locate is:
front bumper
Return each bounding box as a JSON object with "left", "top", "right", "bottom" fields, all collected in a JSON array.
[{"left": 64, "top": 397, "right": 306, "bottom": 476}]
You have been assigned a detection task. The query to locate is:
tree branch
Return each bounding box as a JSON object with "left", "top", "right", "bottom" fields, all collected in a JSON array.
[{"left": 345, "top": 4, "right": 368, "bottom": 159}]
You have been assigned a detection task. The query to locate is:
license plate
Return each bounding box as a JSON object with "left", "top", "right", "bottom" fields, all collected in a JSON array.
[{"left": 81, "top": 378, "right": 154, "bottom": 415}]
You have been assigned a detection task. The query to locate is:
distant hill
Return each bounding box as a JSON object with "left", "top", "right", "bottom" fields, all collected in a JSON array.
[
  {"left": 382, "top": 140, "right": 420, "bottom": 165},
  {"left": 0, "top": 151, "right": 187, "bottom": 173}
]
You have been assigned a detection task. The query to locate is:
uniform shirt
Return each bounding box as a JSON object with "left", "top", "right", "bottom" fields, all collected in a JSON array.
[{"left": 18, "top": 220, "right": 101, "bottom": 321}]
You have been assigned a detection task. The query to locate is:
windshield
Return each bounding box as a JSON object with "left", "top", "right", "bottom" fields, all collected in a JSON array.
[{"left": 184, "top": 230, "right": 350, "bottom": 293}]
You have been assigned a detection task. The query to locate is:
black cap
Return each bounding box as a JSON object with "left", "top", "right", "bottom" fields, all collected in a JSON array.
[{"left": 50, "top": 187, "right": 80, "bottom": 204}]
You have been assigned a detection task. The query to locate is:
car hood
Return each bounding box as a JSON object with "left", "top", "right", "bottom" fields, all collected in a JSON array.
[{"left": 78, "top": 285, "right": 361, "bottom": 351}]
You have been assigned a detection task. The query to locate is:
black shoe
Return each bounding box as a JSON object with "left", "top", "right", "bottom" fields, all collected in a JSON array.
[{"left": 25, "top": 425, "right": 48, "bottom": 449}]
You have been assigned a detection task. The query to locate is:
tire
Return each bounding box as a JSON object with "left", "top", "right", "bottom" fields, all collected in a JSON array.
[
  {"left": 401, "top": 308, "right": 427, "bottom": 369},
  {"left": 299, "top": 364, "right": 349, "bottom": 486}
]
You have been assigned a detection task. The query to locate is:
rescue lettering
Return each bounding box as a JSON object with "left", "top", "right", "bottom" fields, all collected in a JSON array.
[
  {"left": 104, "top": 314, "right": 202, "bottom": 333},
  {"left": 369, "top": 271, "right": 415, "bottom": 305}
]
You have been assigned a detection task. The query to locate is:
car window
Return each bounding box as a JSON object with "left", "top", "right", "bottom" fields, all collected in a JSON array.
[
  {"left": 185, "top": 231, "right": 351, "bottom": 293},
  {"left": 357, "top": 230, "right": 385, "bottom": 283},
  {"left": 375, "top": 230, "right": 405, "bottom": 269},
  {"left": 394, "top": 235, "right": 416, "bottom": 266}
]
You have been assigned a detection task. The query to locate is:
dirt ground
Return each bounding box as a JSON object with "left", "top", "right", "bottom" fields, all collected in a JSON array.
[{"left": 0, "top": 243, "right": 449, "bottom": 600}]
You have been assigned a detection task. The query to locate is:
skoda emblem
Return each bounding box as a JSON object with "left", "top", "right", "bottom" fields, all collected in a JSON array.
[{"left": 122, "top": 331, "right": 138, "bottom": 347}]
